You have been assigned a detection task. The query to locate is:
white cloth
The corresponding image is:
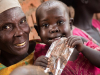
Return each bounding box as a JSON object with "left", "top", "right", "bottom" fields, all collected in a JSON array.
[{"left": 0, "top": 0, "right": 21, "bottom": 14}]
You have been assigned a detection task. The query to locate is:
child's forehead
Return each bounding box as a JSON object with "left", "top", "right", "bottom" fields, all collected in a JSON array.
[
  {"left": 37, "top": 0, "right": 69, "bottom": 13},
  {"left": 38, "top": 4, "right": 68, "bottom": 17},
  {"left": 36, "top": 1, "right": 69, "bottom": 24},
  {"left": 40, "top": 2, "right": 66, "bottom": 11},
  {"left": 37, "top": 6, "right": 69, "bottom": 20}
]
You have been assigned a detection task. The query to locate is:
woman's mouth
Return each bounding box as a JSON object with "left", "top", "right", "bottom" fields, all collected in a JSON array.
[
  {"left": 15, "top": 41, "right": 26, "bottom": 47},
  {"left": 16, "top": 42, "right": 26, "bottom": 46}
]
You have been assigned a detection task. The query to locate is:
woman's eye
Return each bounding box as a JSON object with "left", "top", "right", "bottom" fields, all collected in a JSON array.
[
  {"left": 2, "top": 25, "right": 11, "bottom": 30},
  {"left": 57, "top": 21, "right": 64, "bottom": 25},
  {"left": 20, "top": 19, "right": 26, "bottom": 24},
  {"left": 42, "top": 24, "right": 49, "bottom": 28}
]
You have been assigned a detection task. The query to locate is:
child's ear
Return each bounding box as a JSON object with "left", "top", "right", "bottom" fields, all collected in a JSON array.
[
  {"left": 34, "top": 24, "right": 40, "bottom": 36},
  {"left": 69, "top": 18, "right": 74, "bottom": 29}
]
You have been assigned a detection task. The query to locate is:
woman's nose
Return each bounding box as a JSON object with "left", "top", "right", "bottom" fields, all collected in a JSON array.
[{"left": 14, "top": 27, "right": 24, "bottom": 37}]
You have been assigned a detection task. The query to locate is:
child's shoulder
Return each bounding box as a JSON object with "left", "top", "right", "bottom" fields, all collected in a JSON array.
[
  {"left": 35, "top": 43, "right": 49, "bottom": 52},
  {"left": 35, "top": 43, "right": 46, "bottom": 49},
  {"left": 34, "top": 43, "right": 49, "bottom": 60}
]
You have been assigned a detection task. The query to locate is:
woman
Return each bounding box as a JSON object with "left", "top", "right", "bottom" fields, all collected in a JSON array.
[
  {"left": 59, "top": 0, "right": 100, "bottom": 46},
  {"left": 0, "top": 0, "right": 35, "bottom": 75}
]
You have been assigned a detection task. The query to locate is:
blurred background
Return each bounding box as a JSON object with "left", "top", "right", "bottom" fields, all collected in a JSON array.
[{"left": 18, "top": 0, "right": 100, "bottom": 41}]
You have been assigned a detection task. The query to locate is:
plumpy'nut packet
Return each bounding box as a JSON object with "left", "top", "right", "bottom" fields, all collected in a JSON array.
[{"left": 44, "top": 37, "right": 74, "bottom": 75}]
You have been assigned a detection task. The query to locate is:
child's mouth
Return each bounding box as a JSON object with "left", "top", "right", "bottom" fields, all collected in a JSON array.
[{"left": 48, "top": 35, "right": 66, "bottom": 42}]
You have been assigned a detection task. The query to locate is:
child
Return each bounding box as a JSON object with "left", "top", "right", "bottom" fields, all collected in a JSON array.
[
  {"left": 10, "top": 65, "right": 48, "bottom": 75},
  {"left": 34, "top": 0, "right": 100, "bottom": 75}
]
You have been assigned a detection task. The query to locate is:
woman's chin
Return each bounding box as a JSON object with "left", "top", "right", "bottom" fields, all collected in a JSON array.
[{"left": 12, "top": 48, "right": 28, "bottom": 56}]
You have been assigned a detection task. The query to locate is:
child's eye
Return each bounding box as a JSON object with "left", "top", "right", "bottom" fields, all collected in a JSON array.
[
  {"left": 42, "top": 24, "right": 49, "bottom": 28},
  {"left": 57, "top": 20, "right": 64, "bottom": 25},
  {"left": 20, "top": 18, "right": 26, "bottom": 24}
]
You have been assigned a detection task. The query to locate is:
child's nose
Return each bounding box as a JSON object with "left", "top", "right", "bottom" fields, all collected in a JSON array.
[{"left": 49, "top": 28, "right": 60, "bottom": 33}]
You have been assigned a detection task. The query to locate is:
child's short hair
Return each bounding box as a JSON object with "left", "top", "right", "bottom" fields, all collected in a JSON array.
[
  {"left": 10, "top": 65, "right": 49, "bottom": 75},
  {"left": 36, "top": 0, "right": 69, "bottom": 26}
]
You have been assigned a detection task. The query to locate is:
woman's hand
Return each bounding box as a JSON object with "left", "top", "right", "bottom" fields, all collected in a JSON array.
[
  {"left": 66, "top": 35, "right": 85, "bottom": 52},
  {"left": 34, "top": 55, "right": 49, "bottom": 69}
]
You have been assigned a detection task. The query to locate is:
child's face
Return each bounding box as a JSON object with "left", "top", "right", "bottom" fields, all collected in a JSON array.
[{"left": 38, "top": 6, "right": 71, "bottom": 46}]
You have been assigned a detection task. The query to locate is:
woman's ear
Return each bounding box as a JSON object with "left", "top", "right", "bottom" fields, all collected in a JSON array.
[
  {"left": 34, "top": 24, "right": 40, "bottom": 36},
  {"left": 69, "top": 18, "right": 74, "bottom": 29}
]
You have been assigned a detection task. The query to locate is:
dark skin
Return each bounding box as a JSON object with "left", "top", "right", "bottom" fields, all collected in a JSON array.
[
  {"left": 0, "top": 7, "right": 35, "bottom": 67},
  {"left": 74, "top": 0, "right": 100, "bottom": 43},
  {"left": 60, "top": 0, "right": 100, "bottom": 43},
  {"left": 10, "top": 65, "right": 49, "bottom": 75},
  {"left": 34, "top": 1, "right": 100, "bottom": 69},
  {"left": 34, "top": 1, "right": 72, "bottom": 68},
  {"left": 71, "top": 0, "right": 100, "bottom": 67}
]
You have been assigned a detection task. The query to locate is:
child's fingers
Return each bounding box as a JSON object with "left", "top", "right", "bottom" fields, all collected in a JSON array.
[
  {"left": 68, "top": 37, "right": 76, "bottom": 47},
  {"left": 36, "top": 62, "right": 47, "bottom": 67},
  {"left": 42, "top": 58, "right": 48, "bottom": 64},
  {"left": 69, "top": 38, "right": 80, "bottom": 48},
  {"left": 43, "top": 57, "right": 49, "bottom": 61},
  {"left": 67, "top": 36, "right": 77, "bottom": 47},
  {"left": 71, "top": 40, "right": 83, "bottom": 51},
  {"left": 71, "top": 40, "right": 80, "bottom": 48},
  {"left": 34, "top": 56, "right": 48, "bottom": 65},
  {"left": 40, "top": 56, "right": 48, "bottom": 64},
  {"left": 66, "top": 36, "right": 73, "bottom": 47},
  {"left": 66, "top": 36, "right": 71, "bottom": 43},
  {"left": 38, "top": 56, "right": 48, "bottom": 61}
]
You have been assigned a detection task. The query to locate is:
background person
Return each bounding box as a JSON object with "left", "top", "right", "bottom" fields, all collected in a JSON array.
[{"left": 59, "top": 0, "right": 100, "bottom": 46}]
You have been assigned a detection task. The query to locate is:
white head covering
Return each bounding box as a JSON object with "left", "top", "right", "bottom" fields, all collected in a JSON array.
[{"left": 0, "top": 0, "right": 21, "bottom": 14}]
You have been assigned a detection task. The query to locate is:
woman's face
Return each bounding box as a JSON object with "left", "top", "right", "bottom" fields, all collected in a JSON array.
[{"left": 0, "top": 7, "right": 30, "bottom": 55}]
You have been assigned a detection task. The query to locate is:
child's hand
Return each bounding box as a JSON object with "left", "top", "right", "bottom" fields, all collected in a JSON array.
[
  {"left": 66, "top": 35, "right": 85, "bottom": 52},
  {"left": 81, "top": 36, "right": 88, "bottom": 43},
  {"left": 34, "top": 55, "right": 49, "bottom": 69}
]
